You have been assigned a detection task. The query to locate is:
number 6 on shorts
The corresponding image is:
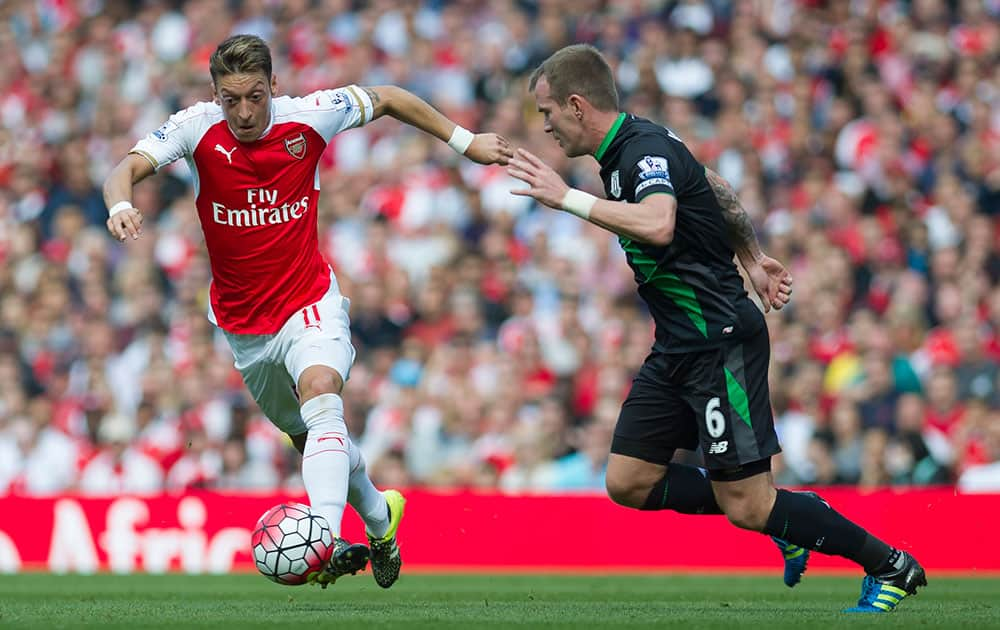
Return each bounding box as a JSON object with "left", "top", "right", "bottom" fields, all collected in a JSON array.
[{"left": 705, "top": 396, "right": 726, "bottom": 438}]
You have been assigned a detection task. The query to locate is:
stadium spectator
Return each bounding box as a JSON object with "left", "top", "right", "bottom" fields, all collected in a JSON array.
[
  {"left": 957, "top": 409, "right": 1000, "bottom": 491},
  {"left": 213, "top": 436, "right": 280, "bottom": 490},
  {"left": 79, "top": 411, "right": 163, "bottom": 495},
  {"left": 0, "top": 0, "right": 998, "bottom": 497}
]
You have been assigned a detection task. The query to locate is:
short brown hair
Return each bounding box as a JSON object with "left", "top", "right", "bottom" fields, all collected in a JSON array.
[
  {"left": 209, "top": 34, "right": 272, "bottom": 84},
  {"left": 528, "top": 44, "right": 619, "bottom": 112}
]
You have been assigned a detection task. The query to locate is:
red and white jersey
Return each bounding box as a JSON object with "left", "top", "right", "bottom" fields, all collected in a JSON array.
[{"left": 131, "top": 86, "right": 375, "bottom": 334}]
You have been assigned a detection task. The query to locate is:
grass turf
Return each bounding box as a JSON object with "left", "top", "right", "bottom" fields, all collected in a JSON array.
[{"left": 0, "top": 573, "right": 997, "bottom": 629}]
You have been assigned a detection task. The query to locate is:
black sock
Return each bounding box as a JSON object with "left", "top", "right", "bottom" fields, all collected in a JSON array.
[
  {"left": 764, "top": 489, "right": 896, "bottom": 574},
  {"left": 641, "top": 464, "right": 723, "bottom": 514},
  {"left": 867, "top": 543, "right": 903, "bottom": 575}
]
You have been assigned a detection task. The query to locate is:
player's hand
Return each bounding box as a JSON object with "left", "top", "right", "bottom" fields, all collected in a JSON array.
[
  {"left": 106, "top": 207, "right": 144, "bottom": 242},
  {"left": 465, "top": 133, "right": 514, "bottom": 165},
  {"left": 507, "top": 148, "right": 570, "bottom": 210},
  {"left": 746, "top": 255, "right": 792, "bottom": 313}
]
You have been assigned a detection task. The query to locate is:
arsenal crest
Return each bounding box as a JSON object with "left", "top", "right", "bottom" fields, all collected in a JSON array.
[{"left": 284, "top": 133, "right": 307, "bottom": 159}]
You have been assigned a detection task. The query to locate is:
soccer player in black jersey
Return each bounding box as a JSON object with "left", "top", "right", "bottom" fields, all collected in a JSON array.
[{"left": 507, "top": 44, "right": 925, "bottom": 613}]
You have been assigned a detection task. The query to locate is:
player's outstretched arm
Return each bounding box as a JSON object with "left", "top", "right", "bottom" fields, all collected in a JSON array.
[
  {"left": 103, "top": 153, "right": 155, "bottom": 242},
  {"left": 508, "top": 148, "right": 676, "bottom": 245},
  {"left": 359, "top": 85, "right": 513, "bottom": 165},
  {"left": 704, "top": 167, "right": 792, "bottom": 312}
]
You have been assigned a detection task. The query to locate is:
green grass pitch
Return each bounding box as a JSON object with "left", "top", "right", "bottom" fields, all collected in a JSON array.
[{"left": 0, "top": 573, "right": 998, "bottom": 629}]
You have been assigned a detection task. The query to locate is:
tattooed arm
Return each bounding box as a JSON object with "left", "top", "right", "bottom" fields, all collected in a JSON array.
[
  {"left": 704, "top": 167, "right": 764, "bottom": 267},
  {"left": 704, "top": 167, "right": 794, "bottom": 312},
  {"left": 358, "top": 86, "right": 450, "bottom": 138},
  {"left": 358, "top": 85, "right": 511, "bottom": 165}
]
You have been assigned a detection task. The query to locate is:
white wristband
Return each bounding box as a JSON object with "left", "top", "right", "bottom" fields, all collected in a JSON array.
[
  {"left": 447, "top": 126, "right": 475, "bottom": 154},
  {"left": 560, "top": 188, "right": 598, "bottom": 220},
  {"left": 108, "top": 201, "right": 134, "bottom": 217}
]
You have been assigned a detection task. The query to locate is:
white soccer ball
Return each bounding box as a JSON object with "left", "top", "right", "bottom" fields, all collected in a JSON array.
[{"left": 251, "top": 503, "right": 334, "bottom": 585}]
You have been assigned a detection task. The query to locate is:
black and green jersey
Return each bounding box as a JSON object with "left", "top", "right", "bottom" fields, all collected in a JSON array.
[{"left": 595, "top": 113, "right": 764, "bottom": 353}]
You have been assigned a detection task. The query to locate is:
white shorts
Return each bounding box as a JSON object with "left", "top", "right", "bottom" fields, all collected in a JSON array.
[{"left": 221, "top": 282, "right": 356, "bottom": 436}]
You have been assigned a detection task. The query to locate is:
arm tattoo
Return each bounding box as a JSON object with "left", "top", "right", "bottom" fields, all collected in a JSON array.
[
  {"left": 705, "top": 167, "right": 762, "bottom": 264},
  {"left": 362, "top": 87, "right": 381, "bottom": 105}
]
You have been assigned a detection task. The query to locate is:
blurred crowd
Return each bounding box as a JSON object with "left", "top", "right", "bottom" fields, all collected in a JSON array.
[{"left": 1, "top": 0, "right": 1000, "bottom": 497}]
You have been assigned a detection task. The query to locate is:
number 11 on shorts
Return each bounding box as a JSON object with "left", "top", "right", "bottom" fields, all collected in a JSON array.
[{"left": 302, "top": 304, "right": 321, "bottom": 329}]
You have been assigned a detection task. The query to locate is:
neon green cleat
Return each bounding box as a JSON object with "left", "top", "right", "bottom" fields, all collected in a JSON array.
[{"left": 367, "top": 489, "right": 406, "bottom": 589}]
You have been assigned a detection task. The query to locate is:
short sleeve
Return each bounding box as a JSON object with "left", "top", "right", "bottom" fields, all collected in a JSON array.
[
  {"left": 627, "top": 152, "right": 675, "bottom": 201},
  {"left": 130, "top": 102, "right": 216, "bottom": 171},
  {"left": 305, "top": 85, "right": 375, "bottom": 142}
]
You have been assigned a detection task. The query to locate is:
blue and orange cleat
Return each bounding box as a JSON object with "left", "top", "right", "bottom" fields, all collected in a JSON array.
[{"left": 844, "top": 551, "right": 927, "bottom": 613}]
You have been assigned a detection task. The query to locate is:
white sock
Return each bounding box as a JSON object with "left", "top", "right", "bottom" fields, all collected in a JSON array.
[
  {"left": 347, "top": 439, "right": 390, "bottom": 538},
  {"left": 300, "top": 393, "right": 351, "bottom": 537}
]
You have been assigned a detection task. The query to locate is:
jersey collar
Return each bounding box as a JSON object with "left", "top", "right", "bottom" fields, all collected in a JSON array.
[
  {"left": 594, "top": 112, "right": 627, "bottom": 161},
  {"left": 257, "top": 100, "right": 276, "bottom": 140}
]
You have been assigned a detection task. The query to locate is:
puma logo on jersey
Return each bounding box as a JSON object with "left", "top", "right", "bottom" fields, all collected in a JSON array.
[{"left": 214, "top": 144, "right": 236, "bottom": 164}]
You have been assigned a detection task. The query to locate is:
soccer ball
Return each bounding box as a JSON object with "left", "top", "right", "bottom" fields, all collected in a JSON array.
[{"left": 251, "top": 503, "right": 334, "bottom": 585}]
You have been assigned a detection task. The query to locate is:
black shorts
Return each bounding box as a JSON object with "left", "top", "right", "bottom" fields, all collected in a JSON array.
[{"left": 610, "top": 329, "right": 781, "bottom": 479}]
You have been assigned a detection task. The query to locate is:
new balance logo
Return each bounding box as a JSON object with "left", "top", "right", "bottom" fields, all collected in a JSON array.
[
  {"left": 708, "top": 441, "right": 729, "bottom": 454},
  {"left": 215, "top": 144, "right": 236, "bottom": 164}
]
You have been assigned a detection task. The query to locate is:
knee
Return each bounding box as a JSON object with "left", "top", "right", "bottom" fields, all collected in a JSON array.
[
  {"left": 722, "top": 500, "right": 770, "bottom": 531},
  {"left": 298, "top": 370, "right": 342, "bottom": 401},
  {"left": 713, "top": 474, "right": 776, "bottom": 532},
  {"left": 716, "top": 486, "right": 774, "bottom": 531},
  {"left": 605, "top": 474, "right": 649, "bottom": 509}
]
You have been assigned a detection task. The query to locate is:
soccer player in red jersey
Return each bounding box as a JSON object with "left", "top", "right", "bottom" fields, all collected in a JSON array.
[{"left": 103, "top": 34, "right": 513, "bottom": 589}]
